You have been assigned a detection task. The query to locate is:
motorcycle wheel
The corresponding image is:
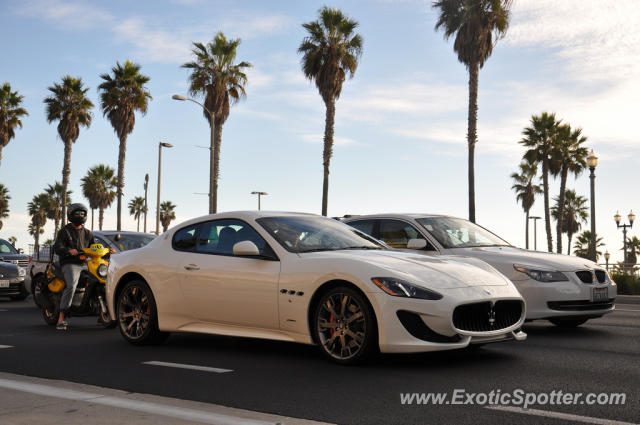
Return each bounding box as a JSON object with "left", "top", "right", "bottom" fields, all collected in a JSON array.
[
  {"left": 33, "top": 276, "right": 59, "bottom": 326},
  {"left": 99, "top": 308, "right": 117, "bottom": 329},
  {"left": 42, "top": 300, "right": 59, "bottom": 326}
]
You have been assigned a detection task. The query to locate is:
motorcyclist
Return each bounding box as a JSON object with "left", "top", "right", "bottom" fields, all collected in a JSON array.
[{"left": 53, "top": 203, "right": 95, "bottom": 330}]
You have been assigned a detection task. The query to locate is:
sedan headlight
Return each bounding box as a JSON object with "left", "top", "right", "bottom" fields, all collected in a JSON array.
[
  {"left": 513, "top": 265, "right": 568, "bottom": 282},
  {"left": 18, "top": 267, "right": 26, "bottom": 278},
  {"left": 371, "top": 277, "right": 443, "bottom": 300},
  {"left": 97, "top": 264, "right": 108, "bottom": 278}
]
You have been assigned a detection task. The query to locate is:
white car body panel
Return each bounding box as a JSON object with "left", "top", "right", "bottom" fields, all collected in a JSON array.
[
  {"left": 343, "top": 214, "right": 617, "bottom": 321},
  {"left": 107, "top": 211, "right": 526, "bottom": 354}
]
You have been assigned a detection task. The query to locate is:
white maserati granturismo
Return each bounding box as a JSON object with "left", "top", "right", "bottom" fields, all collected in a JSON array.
[
  {"left": 106, "top": 211, "right": 526, "bottom": 364},
  {"left": 343, "top": 214, "right": 617, "bottom": 327}
]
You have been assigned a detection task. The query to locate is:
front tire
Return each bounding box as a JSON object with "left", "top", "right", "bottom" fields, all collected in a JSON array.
[
  {"left": 313, "top": 286, "right": 377, "bottom": 365},
  {"left": 550, "top": 318, "right": 588, "bottom": 327},
  {"left": 117, "top": 280, "right": 168, "bottom": 344}
]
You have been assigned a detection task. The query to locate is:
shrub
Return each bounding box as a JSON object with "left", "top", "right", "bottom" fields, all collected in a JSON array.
[{"left": 611, "top": 273, "right": 640, "bottom": 295}]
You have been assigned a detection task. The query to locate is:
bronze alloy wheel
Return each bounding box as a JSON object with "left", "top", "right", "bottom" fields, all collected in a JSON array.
[
  {"left": 315, "top": 287, "right": 375, "bottom": 363},
  {"left": 117, "top": 280, "right": 168, "bottom": 344}
]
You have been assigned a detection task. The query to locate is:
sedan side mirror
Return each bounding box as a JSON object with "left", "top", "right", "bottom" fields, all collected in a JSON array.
[
  {"left": 233, "top": 241, "right": 260, "bottom": 256},
  {"left": 18, "top": 248, "right": 24, "bottom": 254},
  {"left": 407, "top": 239, "right": 427, "bottom": 250}
]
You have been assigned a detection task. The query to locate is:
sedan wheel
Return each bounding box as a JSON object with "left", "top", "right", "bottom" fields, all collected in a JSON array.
[
  {"left": 117, "top": 280, "right": 168, "bottom": 344},
  {"left": 314, "top": 287, "right": 376, "bottom": 364}
]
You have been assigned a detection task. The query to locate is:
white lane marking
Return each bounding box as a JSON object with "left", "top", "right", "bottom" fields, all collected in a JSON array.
[
  {"left": 616, "top": 308, "right": 640, "bottom": 312},
  {"left": 0, "top": 378, "right": 274, "bottom": 425},
  {"left": 0, "top": 345, "right": 13, "bottom": 349},
  {"left": 143, "top": 360, "right": 233, "bottom": 374},
  {"left": 486, "top": 406, "right": 637, "bottom": 425},
  {"left": 0, "top": 309, "right": 8, "bottom": 312}
]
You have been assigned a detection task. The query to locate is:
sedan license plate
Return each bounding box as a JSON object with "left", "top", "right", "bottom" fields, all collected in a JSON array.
[
  {"left": 592, "top": 287, "right": 608, "bottom": 302},
  {"left": 0, "top": 280, "right": 9, "bottom": 288}
]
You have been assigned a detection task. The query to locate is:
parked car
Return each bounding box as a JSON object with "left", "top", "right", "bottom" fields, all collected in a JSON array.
[
  {"left": 343, "top": 214, "right": 616, "bottom": 327},
  {"left": 0, "top": 260, "right": 27, "bottom": 300},
  {"left": 0, "top": 238, "right": 30, "bottom": 300},
  {"left": 25, "top": 231, "right": 156, "bottom": 295},
  {"left": 106, "top": 211, "right": 526, "bottom": 365}
]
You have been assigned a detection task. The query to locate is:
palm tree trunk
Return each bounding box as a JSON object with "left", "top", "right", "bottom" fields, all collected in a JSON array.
[
  {"left": 0, "top": 146, "right": 3, "bottom": 168},
  {"left": 322, "top": 97, "right": 336, "bottom": 217},
  {"left": 212, "top": 119, "right": 222, "bottom": 214},
  {"left": 54, "top": 218, "right": 60, "bottom": 239},
  {"left": 91, "top": 208, "right": 95, "bottom": 231},
  {"left": 556, "top": 168, "right": 568, "bottom": 254},
  {"left": 467, "top": 62, "right": 479, "bottom": 223},
  {"left": 542, "top": 159, "right": 553, "bottom": 252},
  {"left": 525, "top": 210, "right": 530, "bottom": 249},
  {"left": 116, "top": 134, "right": 127, "bottom": 231},
  {"left": 137, "top": 215, "right": 140, "bottom": 232},
  {"left": 567, "top": 232, "right": 573, "bottom": 255},
  {"left": 61, "top": 140, "right": 72, "bottom": 227},
  {"left": 99, "top": 207, "right": 104, "bottom": 231},
  {"left": 34, "top": 229, "right": 40, "bottom": 254},
  {"left": 209, "top": 115, "right": 216, "bottom": 214}
]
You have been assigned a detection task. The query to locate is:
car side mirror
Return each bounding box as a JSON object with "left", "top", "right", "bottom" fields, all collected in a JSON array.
[
  {"left": 233, "top": 241, "right": 260, "bottom": 256},
  {"left": 18, "top": 248, "right": 24, "bottom": 254},
  {"left": 407, "top": 239, "right": 427, "bottom": 250}
]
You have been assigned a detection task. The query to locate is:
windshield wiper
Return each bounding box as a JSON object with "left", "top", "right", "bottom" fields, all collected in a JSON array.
[
  {"left": 298, "top": 248, "right": 339, "bottom": 253},
  {"left": 336, "top": 246, "right": 382, "bottom": 250}
]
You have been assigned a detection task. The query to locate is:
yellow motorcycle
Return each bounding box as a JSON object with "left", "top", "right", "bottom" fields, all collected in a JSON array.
[{"left": 33, "top": 243, "right": 115, "bottom": 328}]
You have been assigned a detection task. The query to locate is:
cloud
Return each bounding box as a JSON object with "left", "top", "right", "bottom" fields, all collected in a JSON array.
[
  {"left": 300, "top": 134, "right": 361, "bottom": 147},
  {"left": 14, "top": 0, "right": 113, "bottom": 30}
]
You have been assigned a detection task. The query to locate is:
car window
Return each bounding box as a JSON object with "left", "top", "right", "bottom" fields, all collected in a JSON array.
[
  {"left": 417, "top": 217, "right": 509, "bottom": 248},
  {"left": 347, "top": 219, "right": 377, "bottom": 237},
  {"left": 0, "top": 240, "right": 17, "bottom": 254},
  {"left": 104, "top": 233, "right": 156, "bottom": 251},
  {"left": 379, "top": 219, "right": 433, "bottom": 250},
  {"left": 197, "top": 219, "right": 271, "bottom": 257},
  {"left": 173, "top": 224, "right": 200, "bottom": 252},
  {"left": 94, "top": 236, "right": 110, "bottom": 249}
]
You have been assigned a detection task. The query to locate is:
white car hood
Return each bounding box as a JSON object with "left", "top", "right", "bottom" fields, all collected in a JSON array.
[
  {"left": 304, "top": 249, "right": 509, "bottom": 289},
  {"left": 446, "top": 246, "right": 600, "bottom": 272}
]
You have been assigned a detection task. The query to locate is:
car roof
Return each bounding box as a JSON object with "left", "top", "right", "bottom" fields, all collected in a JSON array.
[
  {"left": 94, "top": 231, "right": 157, "bottom": 236},
  {"left": 172, "top": 211, "right": 320, "bottom": 227},
  {"left": 342, "top": 213, "right": 452, "bottom": 220}
]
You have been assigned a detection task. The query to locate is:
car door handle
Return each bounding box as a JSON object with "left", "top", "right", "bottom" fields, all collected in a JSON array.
[{"left": 184, "top": 264, "right": 200, "bottom": 271}]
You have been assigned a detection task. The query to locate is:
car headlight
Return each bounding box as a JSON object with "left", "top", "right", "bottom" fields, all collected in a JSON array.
[
  {"left": 371, "top": 277, "right": 443, "bottom": 300},
  {"left": 18, "top": 267, "right": 26, "bottom": 278},
  {"left": 97, "top": 264, "right": 108, "bottom": 278},
  {"left": 513, "top": 265, "right": 568, "bottom": 282}
]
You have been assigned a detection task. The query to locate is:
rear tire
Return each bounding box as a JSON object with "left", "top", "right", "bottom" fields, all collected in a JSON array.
[
  {"left": 549, "top": 318, "right": 588, "bottom": 327},
  {"left": 117, "top": 280, "right": 168, "bottom": 344},
  {"left": 313, "top": 286, "right": 377, "bottom": 365}
]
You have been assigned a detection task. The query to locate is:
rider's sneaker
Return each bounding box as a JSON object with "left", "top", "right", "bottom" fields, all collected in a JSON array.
[{"left": 56, "top": 321, "right": 68, "bottom": 330}]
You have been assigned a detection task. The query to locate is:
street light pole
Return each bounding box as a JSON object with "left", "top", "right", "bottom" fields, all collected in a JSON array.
[
  {"left": 529, "top": 216, "right": 541, "bottom": 251},
  {"left": 604, "top": 251, "right": 610, "bottom": 271},
  {"left": 143, "top": 173, "right": 149, "bottom": 233},
  {"left": 156, "top": 142, "right": 173, "bottom": 235},
  {"left": 614, "top": 210, "right": 635, "bottom": 270},
  {"left": 251, "top": 191, "right": 268, "bottom": 210},
  {"left": 587, "top": 150, "right": 598, "bottom": 261},
  {"left": 172, "top": 94, "right": 216, "bottom": 214}
]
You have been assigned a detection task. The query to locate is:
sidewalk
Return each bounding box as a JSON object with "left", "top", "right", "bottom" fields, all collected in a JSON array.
[
  {"left": 0, "top": 372, "right": 333, "bottom": 425},
  {"left": 616, "top": 295, "right": 640, "bottom": 305}
]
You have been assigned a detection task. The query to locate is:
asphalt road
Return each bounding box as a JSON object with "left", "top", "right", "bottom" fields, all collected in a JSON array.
[{"left": 0, "top": 297, "right": 638, "bottom": 425}]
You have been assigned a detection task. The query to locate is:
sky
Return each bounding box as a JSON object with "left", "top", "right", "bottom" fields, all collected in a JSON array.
[{"left": 1, "top": 0, "right": 639, "bottom": 263}]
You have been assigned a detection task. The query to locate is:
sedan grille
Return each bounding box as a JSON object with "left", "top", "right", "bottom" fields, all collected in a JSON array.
[
  {"left": 453, "top": 300, "right": 523, "bottom": 332},
  {"left": 575, "top": 270, "right": 607, "bottom": 284}
]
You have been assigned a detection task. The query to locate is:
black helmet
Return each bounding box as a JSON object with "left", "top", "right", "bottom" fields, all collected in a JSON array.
[{"left": 67, "top": 203, "right": 88, "bottom": 226}]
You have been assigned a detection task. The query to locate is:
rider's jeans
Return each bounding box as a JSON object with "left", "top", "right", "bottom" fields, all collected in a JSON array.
[{"left": 60, "top": 263, "right": 87, "bottom": 314}]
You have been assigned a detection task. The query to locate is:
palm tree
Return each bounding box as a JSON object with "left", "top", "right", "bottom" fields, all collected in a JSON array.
[
  {"left": 80, "top": 164, "right": 117, "bottom": 231},
  {"left": 550, "top": 124, "right": 588, "bottom": 254},
  {"left": 44, "top": 76, "right": 93, "bottom": 227},
  {"left": 128, "top": 196, "right": 146, "bottom": 232},
  {"left": 298, "top": 7, "right": 363, "bottom": 216},
  {"left": 0, "top": 183, "right": 9, "bottom": 230},
  {"left": 433, "top": 0, "right": 512, "bottom": 223},
  {"left": 44, "top": 182, "right": 72, "bottom": 238},
  {"left": 0, "top": 82, "right": 28, "bottom": 168},
  {"left": 520, "top": 112, "right": 561, "bottom": 252},
  {"left": 28, "top": 193, "right": 49, "bottom": 253},
  {"left": 573, "top": 230, "right": 604, "bottom": 261},
  {"left": 510, "top": 161, "right": 542, "bottom": 249},
  {"left": 182, "top": 33, "right": 251, "bottom": 214},
  {"left": 98, "top": 61, "right": 152, "bottom": 230},
  {"left": 551, "top": 189, "right": 588, "bottom": 255},
  {"left": 159, "top": 201, "right": 176, "bottom": 232}
]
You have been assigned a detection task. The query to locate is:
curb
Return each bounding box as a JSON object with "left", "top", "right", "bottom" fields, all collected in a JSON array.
[{"left": 616, "top": 294, "right": 640, "bottom": 304}]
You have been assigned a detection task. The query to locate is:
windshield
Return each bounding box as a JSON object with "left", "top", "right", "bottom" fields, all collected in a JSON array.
[
  {"left": 0, "top": 239, "right": 18, "bottom": 254},
  {"left": 416, "top": 217, "right": 510, "bottom": 249},
  {"left": 257, "top": 216, "right": 385, "bottom": 253},
  {"left": 105, "top": 234, "right": 156, "bottom": 252}
]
